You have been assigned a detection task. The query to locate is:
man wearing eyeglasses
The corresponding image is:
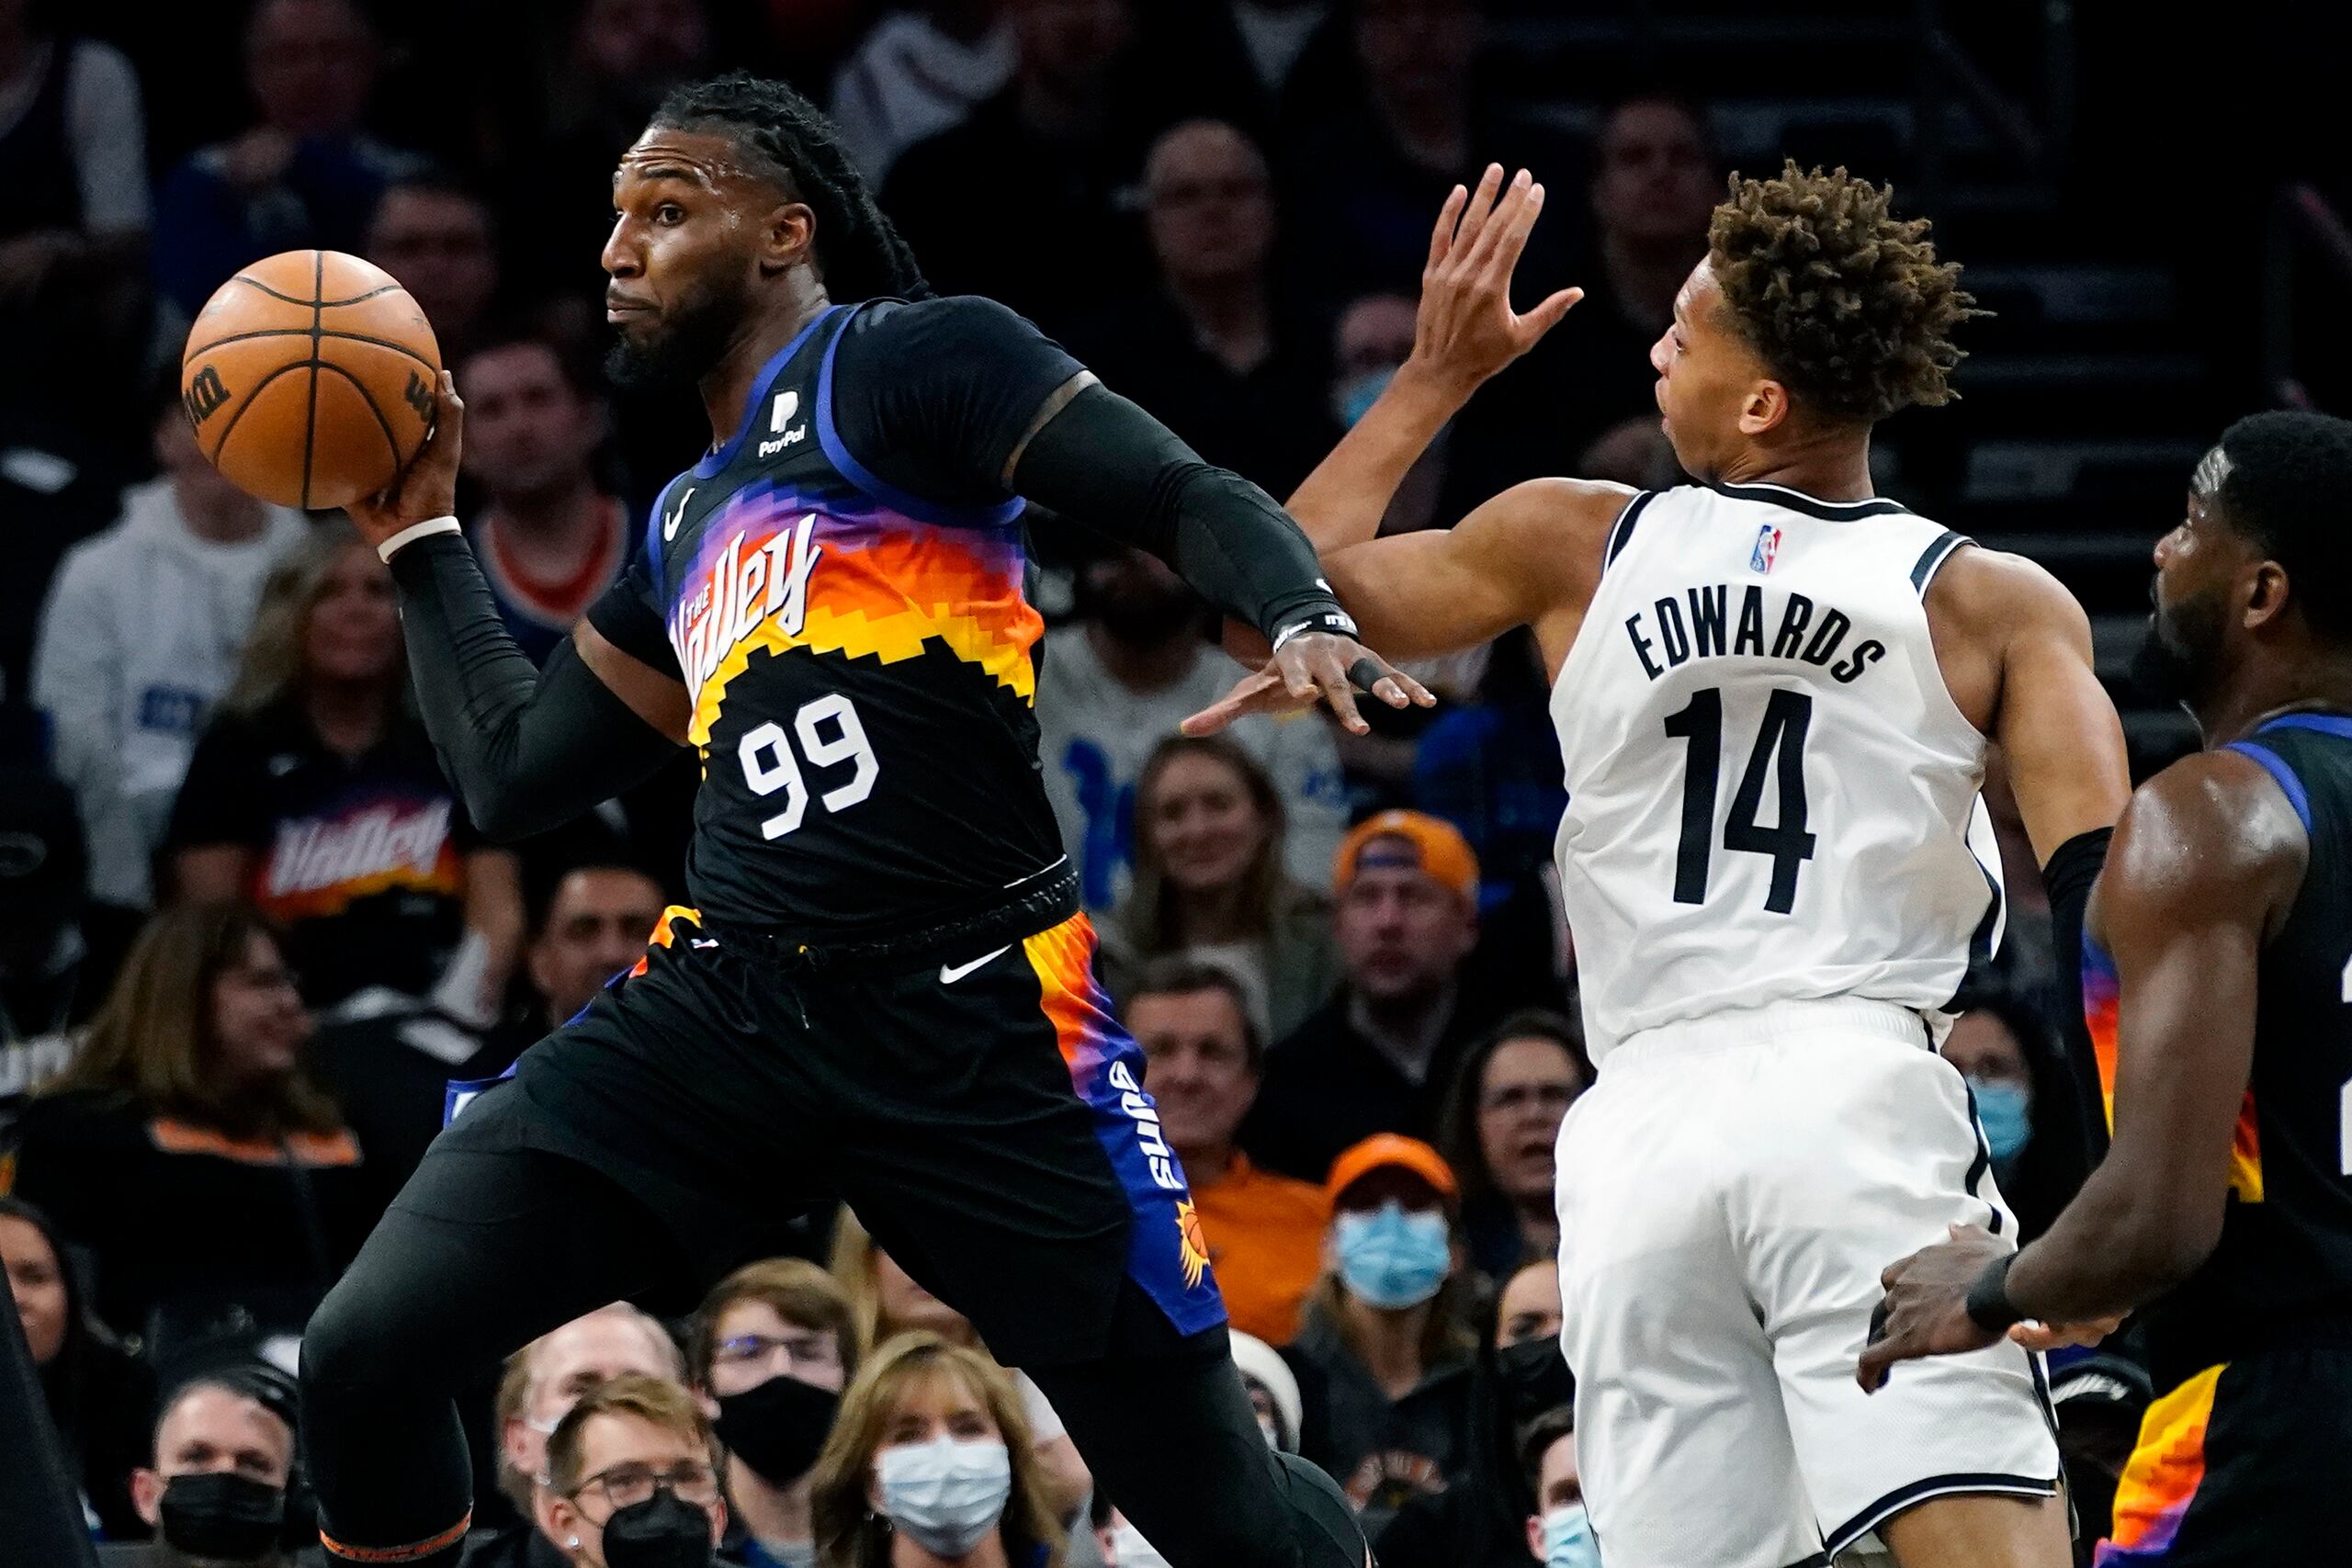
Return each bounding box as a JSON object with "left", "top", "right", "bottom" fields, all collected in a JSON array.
[
  {"left": 537, "top": 1375, "right": 732, "bottom": 1568},
  {"left": 685, "top": 1260, "right": 860, "bottom": 1568}
]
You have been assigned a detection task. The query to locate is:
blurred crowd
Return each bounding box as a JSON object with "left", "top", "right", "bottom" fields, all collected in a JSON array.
[{"left": 0, "top": 2, "right": 2133, "bottom": 1567}]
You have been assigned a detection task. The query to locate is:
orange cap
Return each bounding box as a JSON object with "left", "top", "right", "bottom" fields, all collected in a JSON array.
[
  {"left": 1333, "top": 810, "right": 1479, "bottom": 903},
  {"left": 1325, "top": 1134, "right": 1460, "bottom": 1209}
]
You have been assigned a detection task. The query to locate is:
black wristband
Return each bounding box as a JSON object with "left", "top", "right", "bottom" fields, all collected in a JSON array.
[
  {"left": 1963, "top": 1252, "right": 2025, "bottom": 1335},
  {"left": 1269, "top": 604, "right": 1358, "bottom": 651}
]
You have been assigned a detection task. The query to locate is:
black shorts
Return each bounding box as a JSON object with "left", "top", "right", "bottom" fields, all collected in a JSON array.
[
  {"left": 434, "top": 905, "right": 1227, "bottom": 1367},
  {"left": 2096, "top": 1348, "right": 2352, "bottom": 1564}
]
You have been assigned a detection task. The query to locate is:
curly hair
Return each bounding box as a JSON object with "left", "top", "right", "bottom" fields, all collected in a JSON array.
[
  {"left": 650, "top": 73, "right": 931, "bottom": 303},
  {"left": 1708, "top": 163, "right": 1983, "bottom": 423}
]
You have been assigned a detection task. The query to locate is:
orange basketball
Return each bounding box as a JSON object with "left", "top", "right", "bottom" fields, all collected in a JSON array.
[{"left": 179, "top": 251, "right": 443, "bottom": 510}]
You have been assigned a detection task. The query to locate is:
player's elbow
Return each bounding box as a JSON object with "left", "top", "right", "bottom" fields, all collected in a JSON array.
[{"left": 459, "top": 778, "right": 552, "bottom": 846}]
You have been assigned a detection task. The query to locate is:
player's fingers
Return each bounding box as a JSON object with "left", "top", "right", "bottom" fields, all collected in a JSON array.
[
  {"left": 1856, "top": 1339, "right": 1897, "bottom": 1393},
  {"left": 1465, "top": 169, "right": 1533, "bottom": 275},
  {"left": 1315, "top": 653, "right": 1370, "bottom": 734},
  {"left": 1359, "top": 650, "right": 1436, "bottom": 709},
  {"left": 1428, "top": 184, "right": 1467, "bottom": 274},
  {"left": 1448, "top": 164, "right": 1507, "bottom": 267},
  {"left": 1479, "top": 175, "right": 1544, "bottom": 278},
  {"left": 1521, "top": 287, "right": 1585, "bottom": 344}
]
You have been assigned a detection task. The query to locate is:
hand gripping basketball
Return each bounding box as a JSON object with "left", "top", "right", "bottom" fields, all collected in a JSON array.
[{"left": 345, "top": 371, "right": 465, "bottom": 549}]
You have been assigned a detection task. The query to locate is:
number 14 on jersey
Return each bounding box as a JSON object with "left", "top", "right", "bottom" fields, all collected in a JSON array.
[{"left": 1663, "top": 686, "right": 1817, "bottom": 914}]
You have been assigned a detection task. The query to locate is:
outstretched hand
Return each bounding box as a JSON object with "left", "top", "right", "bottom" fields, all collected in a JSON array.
[
  {"left": 346, "top": 370, "right": 464, "bottom": 549},
  {"left": 1409, "top": 164, "right": 1584, "bottom": 396},
  {"left": 1858, "top": 1224, "right": 2122, "bottom": 1393},
  {"left": 1183, "top": 635, "right": 1433, "bottom": 738}
]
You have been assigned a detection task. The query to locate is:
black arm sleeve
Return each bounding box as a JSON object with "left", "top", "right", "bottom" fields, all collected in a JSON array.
[
  {"left": 831, "top": 297, "right": 1347, "bottom": 641},
  {"left": 385, "top": 533, "right": 682, "bottom": 843},
  {"left": 1013, "top": 384, "right": 1344, "bottom": 640},
  {"left": 2044, "top": 824, "right": 2117, "bottom": 1162}
]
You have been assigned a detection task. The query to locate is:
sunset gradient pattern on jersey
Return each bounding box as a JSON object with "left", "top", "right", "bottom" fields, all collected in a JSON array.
[
  {"left": 1022, "top": 912, "right": 1226, "bottom": 1334},
  {"left": 666, "top": 479, "right": 1042, "bottom": 749},
  {"left": 2084, "top": 934, "right": 2263, "bottom": 1201},
  {"left": 2094, "top": 1362, "right": 2222, "bottom": 1563}
]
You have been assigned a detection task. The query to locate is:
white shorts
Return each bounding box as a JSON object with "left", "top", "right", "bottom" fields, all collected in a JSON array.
[{"left": 1555, "top": 998, "right": 2059, "bottom": 1568}]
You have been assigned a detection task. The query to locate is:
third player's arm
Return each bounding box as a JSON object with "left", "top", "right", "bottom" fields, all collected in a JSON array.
[{"left": 2001, "top": 753, "right": 2305, "bottom": 1322}]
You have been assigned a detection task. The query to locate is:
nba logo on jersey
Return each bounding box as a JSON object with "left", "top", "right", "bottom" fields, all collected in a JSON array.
[{"left": 1750, "top": 525, "right": 1782, "bottom": 574}]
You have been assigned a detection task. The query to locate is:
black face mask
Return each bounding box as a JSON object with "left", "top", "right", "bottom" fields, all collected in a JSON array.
[
  {"left": 715, "top": 1372, "right": 841, "bottom": 1483},
  {"left": 1496, "top": 1336, "right": 1575, "bottom": 1426},
  {"left": 600, "top": 1487, "right": 715, "bottom": 1568},
  {"left": 159, "top": 1472, "right": 286, "bottom": 1562}
]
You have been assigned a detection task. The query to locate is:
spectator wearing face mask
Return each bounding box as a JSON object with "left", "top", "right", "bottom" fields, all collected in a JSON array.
[
  {"left": 1100, "top": 739, "right": 1340, "bottom": 1043},
  {"left": 1287, "top": 1135, "right": 1476, "bottom": 1540},
  {"left": 6, "top": 903, "right": 370, "bottom": 1357},
  {"left": 100, "top": 1365, "right": 307, "bottom": 1567},
  {"left": 0, "top": 1195, "right": 153, "bottom": 1540},
  {"left": 1375, "top": 1259, "right": 1572, "bottom": 1568},
  {"left": 1436, "top": 1012, "right": 1590, "bottom": 1286},
  {"left": 1228, "top": 1329, "right": 1305, "bottom": 1456},
  {"left": 1244, "top": 812, "right": 1504, "bottom": 1181},
  {"left": 686, "top": 1260, "right": 861, "bottom": 1568},
  {"left": 465, "top": 1303, "right": 689, "bottom": 1562},
  {"left": 827, "top": 1212, "right": 1091, "bottom": 1530},
  {"left": 537, "top": 1374, "right": 732, "bottom": 1568},
  {"left": 1939, "top": 987, "right": 2083, "bottom": 1243},
  {"left": 1518, "top": 1407, "right": 1592, "bottom": 1568},
  {"left": 809, "top": 1331, "right": 1066, "bottom": 1568}
]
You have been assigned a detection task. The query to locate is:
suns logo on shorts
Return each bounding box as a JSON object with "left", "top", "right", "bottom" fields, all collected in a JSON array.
[{"left": 1176, "top": 1200, "right": 1210, "bottom": 1291}]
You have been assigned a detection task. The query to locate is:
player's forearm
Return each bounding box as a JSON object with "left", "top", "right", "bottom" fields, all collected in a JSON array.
[
  {"left": 386, "top": 533, "right": 677, "bottom": 840},
  {"left": 2004, "top": 1162, "right": 2214, "bottom": 1323},
  {"left": 1016, "top": 386, "right": 1347, "bottom": 641},
  {"left": 1285, "top": 364, "right": 1469, "bottom": 554}
]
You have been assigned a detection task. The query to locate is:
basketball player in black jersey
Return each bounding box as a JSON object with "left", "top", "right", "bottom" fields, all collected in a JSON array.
[
  {"left": 295, "top": 73, "right": 1420, "bottom": 1568},
  {"left": 1865, "top": 412, "right": 2352, "bottom": 1562}
]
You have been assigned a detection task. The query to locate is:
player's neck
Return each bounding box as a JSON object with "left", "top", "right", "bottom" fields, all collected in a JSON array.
[
  {"left": 2195, "top": 654, "right": 2352, "bottom": 746},
  {"left": 702, "top": 280, "right": 832, "bottom": 452},
  {"left": 727, "top": 1462, "right": 814, "bottom": 1558},
  {"left": 1338, "top": 1290, "right": 1432, "bottom": 1398},
  {"left": 1713, "top": 429, "right": 1876, "bottom": 504},
  {"left": 1086, "top": 621, "right": 1199, "bottom": 693}
]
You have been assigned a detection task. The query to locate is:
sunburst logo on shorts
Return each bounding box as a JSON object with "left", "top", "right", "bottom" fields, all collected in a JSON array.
[{"left": 1176, "top": 1200, "right": 1210, "bottom": 1290}]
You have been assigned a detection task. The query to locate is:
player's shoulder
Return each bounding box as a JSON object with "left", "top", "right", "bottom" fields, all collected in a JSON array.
[
  {"left": 1461, "top": 476, "right": 1635, "bottom": 553},
  {"left": 842, "top": 291, "right": 1039, "bottom": 347},
  {"left": 1924, "top": 540, "right": 2092, "bottom": 656},
  {"left": 2107, "top": 745, "right": 2311, "bottom": 919}
]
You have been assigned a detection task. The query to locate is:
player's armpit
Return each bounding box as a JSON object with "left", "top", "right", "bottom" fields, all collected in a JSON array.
[
  {"left": 1933, "top": 548, "right": 2130, "bottom": 861},
  {"left": 576, "top": 621, "right": 692, "bottom": 746},
  {"left": 1318, "top": 477, "right": 1626, "bottom": 662},
  {"left": 2005, "top": 753, "right": 2305, "bottom": 1323}
]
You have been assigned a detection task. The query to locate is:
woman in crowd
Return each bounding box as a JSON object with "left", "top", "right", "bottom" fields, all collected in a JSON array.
[
  {"left": 1940, "top": 985, "right": 2086, "bottom": 1242},
  {"left": 6, "top": 902, "right": 374, "bottom": 1358},
  {"left": 1100, "top": 736, "right": 1339, "bottom": 1043},
  {"left": 809, "top": 1331, "right": 1066, "bottom": 1568},
  {"left": 0, "top": 1196, "right": 153, "bottom": 1538},
  {"left": 1437, "top": 1010, "right": 1592, "bottom": 1284},
  {"left": 1285, "top": 1135, "right": 1476, "bottom": 1541},
  {"left": 165, "top": 523, "right": 522, "bottom": 1016},
  {"left": 830, "top": 1212, "right": 1091, "bottom": 1529}
]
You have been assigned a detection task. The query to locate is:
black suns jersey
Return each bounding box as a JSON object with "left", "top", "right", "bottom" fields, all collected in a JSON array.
[
  {"left": 586, "top": 297, "right": 1084, "bottom": 939},
  {"left": 2086, "top": 711, "right": 2352, "bottom": 1384}
]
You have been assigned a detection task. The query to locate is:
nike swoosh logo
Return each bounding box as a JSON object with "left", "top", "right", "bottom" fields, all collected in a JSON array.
[
  {"left": 940, "top": 945, "right": 1011, "bottom": 986},
  {"left": 663, "top": 486, "right": 695, "bottom": 541}
]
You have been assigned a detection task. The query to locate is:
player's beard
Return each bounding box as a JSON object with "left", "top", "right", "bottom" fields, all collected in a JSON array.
[
  {"left": 605, "top": 270, "right": 751, "bottom": 393},
  {"left": 2130, "top": 580, "right": 2227, "bottom": 707}
]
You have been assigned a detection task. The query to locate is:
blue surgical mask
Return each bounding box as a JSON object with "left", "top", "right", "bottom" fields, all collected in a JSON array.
[
  {"left": 1970, "top": 1077, "right": 2032, "bottom": 1168},
  {"left": 1333, "top": 367, "right": 1396, "bottom": 429},
  {"left": 1335, "top": 1200, "right": 1452, "bottom": 1309},
  {"left": 876, "top": 1436, "right": 1011, "bottom": 1559},
  {"left": 1543, "top": 1503, "right": 1600, "bottom": 1568}
]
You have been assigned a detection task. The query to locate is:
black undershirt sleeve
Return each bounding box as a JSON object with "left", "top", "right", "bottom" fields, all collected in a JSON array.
[
  {"left": 2043, "top": 825, "right": 2117, "bottom": 1167},
  {"left": 388, "top": 534, "right": 681, "bottom": 843},
  {"left": 830, "top": 297, "right": 1347, "bottom": 642}
]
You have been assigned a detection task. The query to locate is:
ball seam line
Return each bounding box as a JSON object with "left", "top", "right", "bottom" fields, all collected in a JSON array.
[{"left": 181, "top": 326, "right": 440, "bottom": 377}]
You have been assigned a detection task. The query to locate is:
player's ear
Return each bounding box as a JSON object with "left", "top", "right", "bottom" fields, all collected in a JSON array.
[
  {"left": 1736, "top": 378, "right": 1791, "bottom": 438},
  {"left": 761, "top": 200, "right": 818, "bottom": 276},
  {"left": 2243, "top": 558, "right": 2292, "bottom": 633}
]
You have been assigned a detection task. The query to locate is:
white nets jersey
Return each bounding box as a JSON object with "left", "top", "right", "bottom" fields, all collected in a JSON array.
[{"left": 1552, "top": 481, "right": 2004, "bottom": 1063}]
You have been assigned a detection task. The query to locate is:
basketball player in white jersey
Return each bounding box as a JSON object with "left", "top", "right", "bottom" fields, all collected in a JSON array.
[{"left": 1190, "top": 164, "right": 2132, "bottom": 1567}]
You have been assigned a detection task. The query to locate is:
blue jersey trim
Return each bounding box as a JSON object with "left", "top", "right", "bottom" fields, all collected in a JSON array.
[
  {"left": 2258, "top": 711, "right": 2352, "bottom": 741},
  {"left": 816, "top": 302, "right": 1026, "bottom": 531},
  {"left": 2223, "top": 740, "right": 2313, "bottom": 833},
  {"left": 643, "top": 474, "right": 684, "bottom": 604},
  {"left": 692, "top": 304, "right": 847, "bottom": 480}
]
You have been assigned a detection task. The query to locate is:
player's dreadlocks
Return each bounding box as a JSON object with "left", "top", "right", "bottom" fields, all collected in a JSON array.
[
  {"left": 650, "top": 73, "right": 932, "bottom": 302},
  {"left": 1709, "top": 163, "right": 1983, "bottom": 423}
]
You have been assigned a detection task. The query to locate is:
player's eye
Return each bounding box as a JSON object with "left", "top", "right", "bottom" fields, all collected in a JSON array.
[{"left": 658, "top": 203, "right": 686, "bottom": 225}]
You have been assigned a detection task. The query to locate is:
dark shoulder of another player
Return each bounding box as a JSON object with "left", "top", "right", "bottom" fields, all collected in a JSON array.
[
  {"left": 826, "top": 295, "right": 1085, "bottom": 513},
  {"left": 582, "top": 484, "right": 688, "bottom": 680}
]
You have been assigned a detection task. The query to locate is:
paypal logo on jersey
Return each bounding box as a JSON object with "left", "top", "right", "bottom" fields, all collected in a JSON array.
[{"left": 757, "top": 389, "right": 808, "bottom": 458}]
